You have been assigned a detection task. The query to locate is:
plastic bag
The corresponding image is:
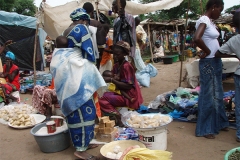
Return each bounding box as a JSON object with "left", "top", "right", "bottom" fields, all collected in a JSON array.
[
  {"left": 135, "top": 72, "right": 150, "bottom": 87},
  {"left": 122, "top": 148, "right": 172, "bottom": 160}
]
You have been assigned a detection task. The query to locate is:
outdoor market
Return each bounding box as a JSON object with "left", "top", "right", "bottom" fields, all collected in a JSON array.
[{"left": 0, "top": 0, "right": 240, "bottom": 159}]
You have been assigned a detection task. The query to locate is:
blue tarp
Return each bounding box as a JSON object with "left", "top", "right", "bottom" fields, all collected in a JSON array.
[{"left": 0, "top": 11, "right": 47, "bottom": 70}]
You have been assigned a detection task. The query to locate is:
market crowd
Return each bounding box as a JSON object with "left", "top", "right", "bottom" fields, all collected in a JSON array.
[{"left": 1, "top": 0, "right": 239, "bottom": 159}]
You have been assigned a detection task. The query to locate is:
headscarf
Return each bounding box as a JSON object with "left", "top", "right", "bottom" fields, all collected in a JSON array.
[
  {"left": 6, "top": 51, "right": 15, "bottom": 61},
  {"left": 155, "top": 40, "right": 161, "bottom": 45},
  {"left": 70, "top": 8, "right": 90, "bottom": 23},
  {"left": 114, "top": 41, "right": 131, "bottom": 55}
]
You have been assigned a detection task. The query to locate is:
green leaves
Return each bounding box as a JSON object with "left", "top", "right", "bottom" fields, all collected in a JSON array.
[{"left": 0, "top": 0, "right": 36, "bottom": 17}]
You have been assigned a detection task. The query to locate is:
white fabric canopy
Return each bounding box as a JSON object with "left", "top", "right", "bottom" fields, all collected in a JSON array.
[{"left": 40, "top": 0, "right": 183, "bottom": 39}]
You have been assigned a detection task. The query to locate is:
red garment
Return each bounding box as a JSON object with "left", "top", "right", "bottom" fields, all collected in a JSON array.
[
  {"left": 100, "top": 37, "right": 113, "bottom": 66},
  {"left": 3, "top": 64, "right": 20, "bottom": 90},
  {"left": 99, "top": 61, "right": 143, "bottom": 114}
]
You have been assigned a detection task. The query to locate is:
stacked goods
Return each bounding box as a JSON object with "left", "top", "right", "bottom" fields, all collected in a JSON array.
[
  {"left": 9, "top": 114, "right": 36, "bottom": 127},
  {"left": 0, "top": 104, "right": 37, "bottom": 124},
  {"left": 95, "top": 116, "right": 118, "bottom": 142}
]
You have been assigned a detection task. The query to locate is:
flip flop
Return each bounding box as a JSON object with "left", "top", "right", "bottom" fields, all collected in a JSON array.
[
  {"left": 74, "top": 151, "right": 98, "bottom": 160},
  {"left": 87, "top": 144, "right": 99, "bottom": 150},
  {"left": 204, "top": 134, "right": 215, "bottom": 139},
  {"left": 221, "top": 127, "right": 229, "bottom": 131}
]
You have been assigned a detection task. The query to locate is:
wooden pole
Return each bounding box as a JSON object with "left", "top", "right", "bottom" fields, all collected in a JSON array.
[
  {"left": 148, "top": 24, "right": 154, "bottom": 63},
  {"left": 33, "top": 24, "right": 39, "bottom": 86},
  {"left": 95, "top": 0, "right": 100, "bottom": 21},
  {"left": 179, "top": 0, "right": 191, "bottom": 87},
  {"left": 199, "top": 0, "right": 204, "bottom": 15}
]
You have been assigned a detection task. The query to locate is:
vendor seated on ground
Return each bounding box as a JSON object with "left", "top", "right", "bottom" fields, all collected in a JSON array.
[
  {"left": 102, "top": 70, "right": 135, "bottom": 102},
  {"left": 0, "top": 51, "right": 20, "bottom": 101},
  {"left": 32, "top": 36, "right": 68, "bottom": 118},
  {"left": 153, "top": 40, "right": 164, "bottom": 63},
  {"left": 99, "top": 41, "right": 143, "bottom": 127}
]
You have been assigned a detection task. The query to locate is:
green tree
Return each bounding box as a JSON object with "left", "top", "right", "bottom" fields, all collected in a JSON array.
[
  {"left": 0, "top": 0, "right": 16, "bottom": 12},
  {"left": 139, "top": 0, "right": 208, "bottom": 21},
  {"left": 14, "top": 0, "right": 36, "bottom": 16},
  {"left": 225, "top": 4, "right": 240, "bottom": 14},
  {"left": 0, "top": 0, "right": 36, "bottom": 17}
]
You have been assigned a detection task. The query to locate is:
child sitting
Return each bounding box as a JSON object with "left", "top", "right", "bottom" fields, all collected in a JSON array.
[
  {"left": 153, "top": 40, "right": 164, "bottom": 62},
  {"left": 102, "top": 70, "right": 135, "bottom": 102}
]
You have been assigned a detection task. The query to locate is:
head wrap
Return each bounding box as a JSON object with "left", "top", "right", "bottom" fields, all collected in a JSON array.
[
  {"left": 70, "top": 8, "right": 90, "bottom": 23},
  {"left": 115, "top": 41, "right": 130, "bottom": 55},
  {"left": 155, "top": 40, "right": 160, "bottom": 45},
  {"left": 6, "top": 51, "right": 15, "bottom": 61}
]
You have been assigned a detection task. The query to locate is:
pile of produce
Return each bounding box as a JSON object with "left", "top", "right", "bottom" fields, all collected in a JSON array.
[
  {"left": 0, "top": 103, "right": 37, "bottom": 125},
  {"left": 126, "top": 114, "right": 171, "bottom": 128},
  {"left": 228, "top": 149, "right": 240, "bottom": 160}
]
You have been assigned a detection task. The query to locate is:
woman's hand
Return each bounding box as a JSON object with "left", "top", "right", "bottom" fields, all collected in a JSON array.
[
  {"left": 4, "top": 40, "right": 13, "bottom": 46},
  {"left": 197, "top": 50, "right": 207, "bottom": 59}
]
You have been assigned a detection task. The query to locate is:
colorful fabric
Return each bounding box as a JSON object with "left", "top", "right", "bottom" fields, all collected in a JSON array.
[
  {"left": 0, "top": 83, "right": 16, "bottom": 94},
  {"left": 50, "top": 48, "right": 106, "bottom": 116},
  {"left": 70, "top": 8, "right": 90, "bottom": 23},
  {"left": 99, "top": 61, "right": 143, "bottom": 114},
  {"left": 5, "top": 51, "right": 15, "bottom": 61},
  {"left": 66, "top": 98, "right": 96, "bottom": 151},
  {"left": 100, "top": 37, "right": 113, "bottom": 66},
  {"left": 32, "top": 85, "right": 58, "bottom": 115},
  {"left": 3, "top": 64, "right": 20, "bottom": 90},
  {"left": 93, "top": 92, "right": 101, "bottom": 118},
  {"left": 115, "top": 40, "right": 131, "bottom": 54},
  {"left": 108, "top": 83, "right": 121, "bottom": 95},
  {"left": 66, "top": 24, "right": 96, "bottom": 62}
]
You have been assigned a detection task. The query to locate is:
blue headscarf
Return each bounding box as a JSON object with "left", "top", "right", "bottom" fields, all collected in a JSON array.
[
  {"left": 6, "top": 51, "right": 15, "bottom": 61},
  {"left": 70, "top": 8, "right": 90, "bottom": 23},
  {"left": 155, "top": 40, "right": 161, "bottom": 45}
]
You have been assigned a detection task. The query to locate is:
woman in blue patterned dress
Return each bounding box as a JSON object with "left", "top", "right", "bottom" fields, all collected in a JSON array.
[{"left": 51, "top": 8, "right": 106, "bottom": 159}]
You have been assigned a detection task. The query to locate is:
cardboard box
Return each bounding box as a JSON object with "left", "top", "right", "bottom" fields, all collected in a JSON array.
[
  {"left": 105, "top": 120, "right": 115, "bottom": 128},
  {"left": 94, "top": 125, "right": 99, "bottom": 132},
  {"left": 99, "top": 123, "right": 105, "bottom": 128},
  {"left": 96, "top": 127, "right": 118, "bottom": 142},
  {"left": 104, "top": 127, "right": 114, "bottom": 134},
  {"left": 100, "top": 116, "right": 110, "bottom": 123},
  {"left": 98, "top": 127, "right": 105, "bottom": 134}
]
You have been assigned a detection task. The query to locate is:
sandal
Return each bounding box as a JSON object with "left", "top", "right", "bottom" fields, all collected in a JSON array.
[
  {"left": 204, "top": 134, "right": 215, "bottom": 139},
  {"left": 74, "top": 151, "right": 98, "bottom": 160},
  {"left": 221, "top": 127, "right": 229, "bottom": 131},
  {"left": 87, "top": 144, "right": 99, "bottom": 150}
]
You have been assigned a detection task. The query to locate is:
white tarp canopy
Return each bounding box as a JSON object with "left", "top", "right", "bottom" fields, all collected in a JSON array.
[{"left": 39, "top": 0, "right": 183, "bottom": 39}]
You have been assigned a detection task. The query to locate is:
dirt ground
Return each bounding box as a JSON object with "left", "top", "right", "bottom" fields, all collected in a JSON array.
[{"left": 0, "top": 58, "right": 239, "bottom": 160}]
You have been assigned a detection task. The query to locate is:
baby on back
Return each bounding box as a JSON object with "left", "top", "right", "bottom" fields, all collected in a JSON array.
[{"left": 56, "top": 35, "right": 68, "bottom": 48}]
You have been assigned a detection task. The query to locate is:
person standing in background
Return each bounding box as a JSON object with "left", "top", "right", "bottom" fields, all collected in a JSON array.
[
  {"left": 215, "top": 10, "right": 240, "bottom": 142},
  {"left": 83, "top": 2, "right": 109, "bottom": 69},
  {"left": 134, "top": 16, "right": 147, "bottom": 71},
  {"left": 194, "top": 0, "right": 229, "bottom": 139}
]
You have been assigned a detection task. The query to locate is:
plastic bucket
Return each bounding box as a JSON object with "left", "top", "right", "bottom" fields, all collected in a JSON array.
[
  {"left": 137, "top": 126, "right": 167, "bottom": 150},
  {"left": 224, "top": 147, "right": 240, "bottom": 160},
  {"left": 30, "top": 122, "right": 70, "bottom": 153}
]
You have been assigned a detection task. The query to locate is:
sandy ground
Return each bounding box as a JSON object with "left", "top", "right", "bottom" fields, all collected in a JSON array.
[{"left": 0, "top": 58, "right": 239, "bottom": 160}]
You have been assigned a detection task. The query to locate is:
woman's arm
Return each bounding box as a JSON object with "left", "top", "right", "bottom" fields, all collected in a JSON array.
[
  {"left": 103, "top": 75, "right": 132, "bottom": 90},
  {"left": 194, "top": 23, "right": 211, "bottom": 58},
  {"left": 5, "top": 69, "right": 19, "bottom": 82},
  {"left": 0, "top": 40, "right": 12, "bottom": 55}
]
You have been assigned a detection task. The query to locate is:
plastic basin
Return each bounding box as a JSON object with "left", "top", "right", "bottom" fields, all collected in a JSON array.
[
  {"left": 30, "top": 122, "right": 70, "bottom": 153},
  {"left": 224, "top": 147, "right": 240, "bottom": 160}
]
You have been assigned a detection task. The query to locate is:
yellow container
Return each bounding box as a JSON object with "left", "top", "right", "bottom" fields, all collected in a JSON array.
[{"left": 186, "top": 50, "right": 193, "bottom": 57}]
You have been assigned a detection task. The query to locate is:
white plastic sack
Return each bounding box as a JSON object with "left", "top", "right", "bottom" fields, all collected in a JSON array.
[{"left": 136, "top": 71, "right": 150, "bottom": 87}]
